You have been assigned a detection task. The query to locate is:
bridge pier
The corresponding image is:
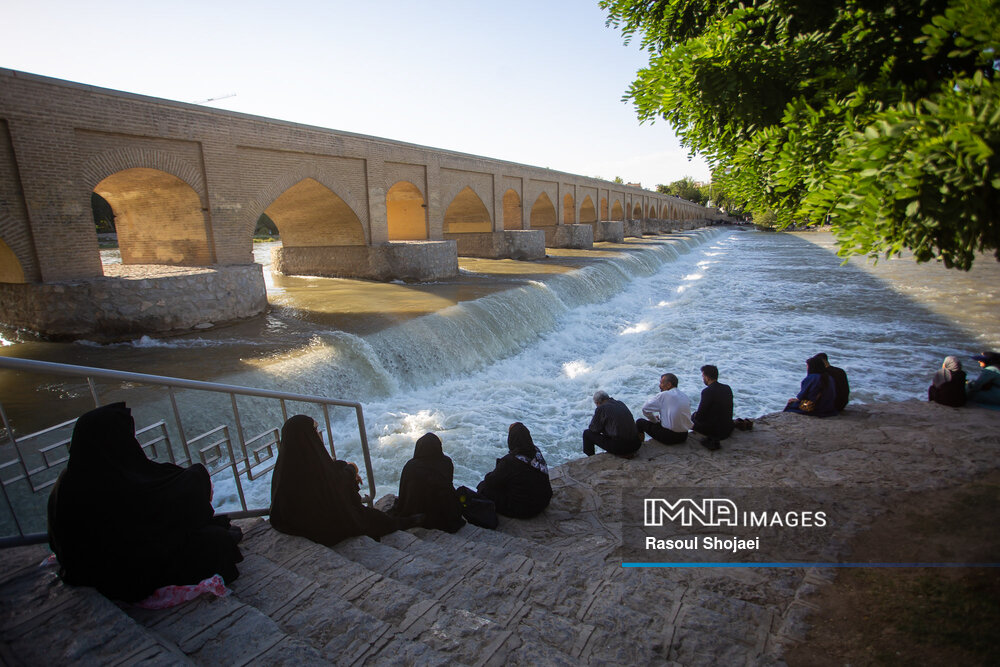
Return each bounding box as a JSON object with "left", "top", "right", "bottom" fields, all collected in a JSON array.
[
  {"left": 593, "top": 221, "right": 625, "bottom": 243},
  {"left": 623, "top": 220, "right": 644, "bottom": 238},
  {"left": 272, "top": 241, "right": 458, "bottom": 282},
  {"left": 0, "top": 265, "right": 267, "bottom": 341},
  {"left": 544, "top": 224, "right": 593, "bottom": 249},
  {"left": 443, "top": 230, "right": 545, "bottom": 261}
]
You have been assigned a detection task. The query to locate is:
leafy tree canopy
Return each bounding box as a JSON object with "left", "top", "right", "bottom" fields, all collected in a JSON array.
[
  {"left": 602, "top": 0, "right": 1000, "bottom": 269},
  {"left": 656, "top": 176, "right": 707, "bottom": 203}
]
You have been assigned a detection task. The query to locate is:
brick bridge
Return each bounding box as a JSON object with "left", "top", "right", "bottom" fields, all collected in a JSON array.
[{"left": 0, "top": 68, "right": 720, "bottom": 339}]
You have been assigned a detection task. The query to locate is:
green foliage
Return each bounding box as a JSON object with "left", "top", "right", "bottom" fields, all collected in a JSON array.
[
  {"left": 656, "top": 176, "right": 708, "bottom": 204},
  {"left": 613, "top": 176, "right": 625, "bottom": 183},
  {"left": 91, "top": 192, "right": 115, "bottom": 234},
  {"left": 602, "top": 0, "right": 1000, "bottom": 269},
  {"left": 255, "top": 213, "right": 279, "bottom": 237}
]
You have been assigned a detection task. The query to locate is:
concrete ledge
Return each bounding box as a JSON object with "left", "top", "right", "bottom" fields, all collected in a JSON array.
[
  {"left": 623, "top": 220, "right": 643, "bottom": 238},
  {"left": 443, "top": 230, "right": 545, "bottom": 260},
  {"left": 593, "top": 221, "right": 624, "bottom": 243},
  {"left": 0, "top": 264, "right": 267, "bottom": 341},
  {"left": 273, "top": 242, "right": 458, "bottom": 282},
  {"left": 544, "top": 224, "right": 593, "bottom": 249}
]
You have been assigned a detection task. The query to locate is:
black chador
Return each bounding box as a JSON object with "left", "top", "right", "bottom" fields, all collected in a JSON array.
[
  {"left": 270, "top": 414, "right": 410, "bottom": 545},
  {"left": 47, "top": 402, "right": 243, "bottom": 602},
  {"left": 392, "top": 433, "right": 465, "bottom": 533}
]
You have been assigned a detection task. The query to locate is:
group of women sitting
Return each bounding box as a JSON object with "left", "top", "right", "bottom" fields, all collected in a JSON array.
[
  {"left": 48, "top": 404, "right": 553, "bottom": 603},
  {"left": 928, "top": 351, "right": 1000, "bottom": 408},
  {"left": 270, "top": 417, "right": 552, "bottom": 546}
]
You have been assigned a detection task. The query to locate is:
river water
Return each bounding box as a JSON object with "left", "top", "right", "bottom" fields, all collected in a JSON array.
[{"left": 2, "top": 229, "right": 998, "bottom": 513}]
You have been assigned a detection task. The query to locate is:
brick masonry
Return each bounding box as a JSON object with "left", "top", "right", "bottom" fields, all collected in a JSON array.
[{"left": 0, "top": 68, "right": 721, "bottom": 338}]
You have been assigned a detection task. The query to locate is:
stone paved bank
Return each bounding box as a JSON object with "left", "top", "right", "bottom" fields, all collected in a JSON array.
[{"left": 1, "top": 400, "right": 997, "bottom": 664}]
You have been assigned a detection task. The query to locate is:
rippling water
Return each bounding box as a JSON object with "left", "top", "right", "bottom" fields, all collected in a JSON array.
[{"left": 3, "top": 229, "right": 998, "bottom": 512}]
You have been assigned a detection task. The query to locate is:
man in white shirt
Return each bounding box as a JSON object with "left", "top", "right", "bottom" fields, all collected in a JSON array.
[{"left": 636, "top": 373, "right": 692, "bottom": 445}]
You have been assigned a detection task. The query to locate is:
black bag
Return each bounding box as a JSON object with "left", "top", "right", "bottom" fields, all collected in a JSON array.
[{"left": 455, "top": 486, "right": 498, "bottom": 529}]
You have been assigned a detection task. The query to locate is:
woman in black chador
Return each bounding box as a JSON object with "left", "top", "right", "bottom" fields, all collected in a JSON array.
[
  {"left": 476, "top": 422, "right": 552, "bottom": 519},
  {"left": 270, "top": 415, "right": 418, "bottom": 546},
  {"left": 47, "top": 402, "right": 243, "bottom": 603},
  {"left": 391, "top": 432, "right": 465, "bottom": 533}
]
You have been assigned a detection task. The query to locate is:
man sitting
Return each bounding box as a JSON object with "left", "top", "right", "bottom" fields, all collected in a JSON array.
[
  {"left": 636, "top": 373, "right": 691, "bottom": 445},
  {"left": 690, "top": 364, "right": 734, "bottom": 451},
  {"left": 583, "top": 390, "right": 640, "bottom": 458}
]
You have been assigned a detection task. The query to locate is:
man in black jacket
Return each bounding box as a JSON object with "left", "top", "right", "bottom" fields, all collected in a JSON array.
[
  {"left": 690, "top": 365, "right": 734, "bottom": 451},
  {"left": 583, "top": 390, "right": 640, "bottom": 458}
]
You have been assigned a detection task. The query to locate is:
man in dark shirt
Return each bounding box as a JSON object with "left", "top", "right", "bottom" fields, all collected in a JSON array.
[
  {"left": 583, "top": 390, "right": 640, "bottom": 458},
  {"left": 690, "top": 364, "right": 734, "bottom": 451},
  {"left": 815, "top": 352, "right": 849, "bottom": 412}
]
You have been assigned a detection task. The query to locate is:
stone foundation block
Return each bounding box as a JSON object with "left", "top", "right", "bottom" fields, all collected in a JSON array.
[
  {"left": 442, "top": 230, "right": 545, "bottom": 260},
  {"left": 623, "top": 220, "right": 643, "bottom": 238},
  {"left": 273, "top": 242, "right": 458, "bottom": 282},
  {"left": 544, "top": 224, "right": 593, "bottom": 249},
  {"left": 0, "top": 265, "right": 267, "bottom": 341},
  {"left": 594, "top": 221, "right": 625, "bottom": 243}
]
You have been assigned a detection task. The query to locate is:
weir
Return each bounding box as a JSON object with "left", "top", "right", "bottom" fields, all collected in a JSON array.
[{"left": 0, "top": 68, "right": 726, "bottom": 340}]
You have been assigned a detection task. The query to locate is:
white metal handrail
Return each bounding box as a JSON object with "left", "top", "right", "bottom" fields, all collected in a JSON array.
[{"left": 0, "top": 356, "right": 376, "bottom": 548}]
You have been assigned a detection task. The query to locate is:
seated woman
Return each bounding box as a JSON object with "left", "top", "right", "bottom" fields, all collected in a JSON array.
[
  {"left": 47, "top": 402, "right": 243, "bottom": 603},
  {"left": 390, "top": 432, "right": 464, "bottom": 533},
  {"left": 967, "top": 351, "right": 1000, "bottom": 407},
  {"left": 476, "top": 422, "right": 552, "bottom": 519},
  {"left": 928, "top": 355, "right": 967, "bottom": 407},
  {"left": 270, "top": 415, "right": 419, "bottom": 546},
  {"left": 784, "top": 356, "right": 838, "bottom": 417}
]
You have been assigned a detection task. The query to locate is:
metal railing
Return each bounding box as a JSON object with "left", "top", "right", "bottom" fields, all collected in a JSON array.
[{"left": 0, "top": 357, "right": 376, "bottom": 548}]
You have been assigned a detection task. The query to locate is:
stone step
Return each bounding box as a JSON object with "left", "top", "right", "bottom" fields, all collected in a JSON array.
[
  {"left": 0, "top": 544, "right": 190, "bottom": 665},
  {"left": 240, "top": 519, "right": 589, "bottom": 664}
]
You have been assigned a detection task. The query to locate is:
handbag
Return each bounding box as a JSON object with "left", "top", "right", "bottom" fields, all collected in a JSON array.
[
  {"left": 455, "top": 486, "right": 498, "bottom": 529},
  {"left": 798, "top": 398, "right": 816, "bottom": 413}
]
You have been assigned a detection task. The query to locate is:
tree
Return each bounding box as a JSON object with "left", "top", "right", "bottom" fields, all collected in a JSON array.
[
  {"left": 656, "top": 176, "right": 708, "bottom": 204},
  {"left": 602, "top": 0, "right": 1000, "bottom": 269}
]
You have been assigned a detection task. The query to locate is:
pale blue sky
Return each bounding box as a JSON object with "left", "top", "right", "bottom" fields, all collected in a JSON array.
[{"left": 2, "top": 0, "right": 710, "bottom": 186}]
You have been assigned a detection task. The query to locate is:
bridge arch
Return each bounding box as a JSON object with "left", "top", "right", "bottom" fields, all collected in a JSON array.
[
  {"left": 502, "top": 189, "right": 522, "bottom": 230},
  {"left": 562, "top": 194, "right": 575, "bottom": 224},
  {"left": 386, "top": 181, "right": 427, "bottom": 240},
  {"left": 94, "top": 168, "right": 214, "bottom": 266},
  {"left": 648, "top": 203, "right": 657, "bottom": 219},
  {"left": 611, "top": 200, "right": 624, "bottom": 221},
  {"left": 579, "top": 195, "right": 597, "bottom": 224},
  {"left": 0, "top": 236, "right": 26, "bottom": 283},
  {"left": 263, "top": 178, "right": 365, "bottom": 246},
  {"left": 632, "top": 203, "right": 643, "bottom": 219},
  {"left": 444, "top": 186, "right": 492, "bottom": 233},
  {"left": 529, "top": 192, "right": 557, "bottom": 228}
]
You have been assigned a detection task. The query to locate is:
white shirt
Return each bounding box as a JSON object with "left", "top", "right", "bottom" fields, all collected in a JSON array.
[{"left": 642, "top": 387, "right": 693, "bottom": 432}]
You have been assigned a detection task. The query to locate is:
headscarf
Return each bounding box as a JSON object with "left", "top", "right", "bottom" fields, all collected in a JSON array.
[
  {"left": 508, "top": 422, "right": 548, "bottom": 474},
  {"left": 806, "top": 355, "right": 826, "bottom": 375},
  {"left": 270, "top": 415, "right": 366, "bottom": 546},
  {"left": 47, "top": 402, "right": 233, "bottom": 601},
  {"left": 933, "top": 355, "right": 963, "bottom": 387}
]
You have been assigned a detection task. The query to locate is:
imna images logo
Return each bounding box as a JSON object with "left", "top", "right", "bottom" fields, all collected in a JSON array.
[{"left": 644, "top": 497, "right": 827, "bottom": 528}]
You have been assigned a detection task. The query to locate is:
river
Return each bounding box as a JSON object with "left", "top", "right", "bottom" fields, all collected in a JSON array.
[{"left": 2, "top": 229, "right": 998, "bottom": 512}]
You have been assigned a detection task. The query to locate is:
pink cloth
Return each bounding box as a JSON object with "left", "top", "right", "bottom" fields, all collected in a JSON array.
[
  {"left": 133, "top": 574, "right": 230, "bottom": 609},
  {"left": 43, "top": 554, "right": 230, "bottom": 609}
]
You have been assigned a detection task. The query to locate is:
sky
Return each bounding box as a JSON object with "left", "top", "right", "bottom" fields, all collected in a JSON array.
[{"left": 1, "top": 0, "right": 711, "bottom": 187}]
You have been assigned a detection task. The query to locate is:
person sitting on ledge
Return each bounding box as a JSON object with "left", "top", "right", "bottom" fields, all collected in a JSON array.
[
  {"left": 583, "top": 389, "right": 640, "bottom": 458},
  {"left": 966, "top": 351, "right": 1000, "bottom": 407},
  {"left": 814, "top": 352, "right": 850, "bottom": 411},
  {"left": 784, "top": 356, "right": 838, "bottom": 417},
  {"left": 270, "top": 415, "right": 421, "bottom": 546},
  {"left": 477, "top": 422, "right": 552, "bottom": 519},
  {"left": 691, "top": 364, "right": 734, "bottom": 450},
  {"left": 636, "top": 372, "right": 691, "bottom": 446},
  {"left": 390, "top": 432, "right": 465, "bottom": 533},
  {"left": 928, "top": 355, "right": 967, "bottom": 407},
  {"left": 47, "top": 402, "right": 244, "bottom": 603}
]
